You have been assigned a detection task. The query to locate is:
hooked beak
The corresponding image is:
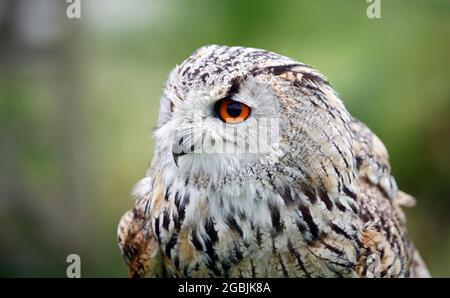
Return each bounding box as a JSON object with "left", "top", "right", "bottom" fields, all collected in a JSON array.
[{"left": 172, "top": 150, "right": 187, "bottom": 167}]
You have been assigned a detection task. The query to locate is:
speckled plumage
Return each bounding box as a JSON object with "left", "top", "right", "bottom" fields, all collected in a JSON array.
[{"left": 118, "top": 45, "right": 430, "bottom": 278}]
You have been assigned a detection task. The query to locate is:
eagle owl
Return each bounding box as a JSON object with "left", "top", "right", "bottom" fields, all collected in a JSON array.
[{"left": 118, "top": 45, "right": 430, "bottom": 278}]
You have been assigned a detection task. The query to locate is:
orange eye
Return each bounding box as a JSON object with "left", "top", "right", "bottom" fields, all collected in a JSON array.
[{"left": 215, "top": 98, "right": 251, "bottom": 124}]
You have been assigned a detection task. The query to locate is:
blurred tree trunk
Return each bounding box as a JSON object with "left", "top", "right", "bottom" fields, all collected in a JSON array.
[{"left": 0, "top": 0, "right": 91, "bottom": 275}]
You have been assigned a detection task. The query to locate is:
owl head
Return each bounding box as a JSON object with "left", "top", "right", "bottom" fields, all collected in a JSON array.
[{"left": 154, "top": 45, "right": 354, "bottom": 193}]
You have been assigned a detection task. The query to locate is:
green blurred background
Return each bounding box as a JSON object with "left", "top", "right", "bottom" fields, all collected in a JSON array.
[{"left": 0, "top": 0, "right": 449, "bottom": 277}]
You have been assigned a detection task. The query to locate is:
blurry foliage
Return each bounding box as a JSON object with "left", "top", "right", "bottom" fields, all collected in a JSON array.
[{"left": 0, "top": 0, "right": 449, "bottom": 277}]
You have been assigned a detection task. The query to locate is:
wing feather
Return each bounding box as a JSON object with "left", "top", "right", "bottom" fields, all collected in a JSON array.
[
  {"left": 118, "top": 158, "right": 165, "bottom": 277},
  {"left": 350, "top": 119, "right": 430, "bottom": 277}
]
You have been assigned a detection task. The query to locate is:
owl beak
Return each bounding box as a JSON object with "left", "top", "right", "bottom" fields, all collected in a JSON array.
[{"left": 172, "top": 150, "right": 187, "bottom": 167}]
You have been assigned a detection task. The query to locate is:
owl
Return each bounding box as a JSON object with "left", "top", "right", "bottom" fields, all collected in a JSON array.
[{"left": 118, "top": 45, "right": 430, "bottom": 278}]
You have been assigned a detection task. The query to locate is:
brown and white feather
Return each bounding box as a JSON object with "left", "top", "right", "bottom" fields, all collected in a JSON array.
[{"left": 118, "top": 45, "right": 429, "bottom": 277}]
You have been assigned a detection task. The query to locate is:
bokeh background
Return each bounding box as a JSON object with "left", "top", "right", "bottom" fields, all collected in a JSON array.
[{"left": 0, "top": 0, "right": 449, "bottom": 277}]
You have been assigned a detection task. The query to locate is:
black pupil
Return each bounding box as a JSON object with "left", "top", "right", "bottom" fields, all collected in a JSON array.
[{"left": 226, "top": 101, "right": 242, "bottom": 118}]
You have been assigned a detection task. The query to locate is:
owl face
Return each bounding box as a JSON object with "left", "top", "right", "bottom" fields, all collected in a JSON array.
[
  {"left": 154, "top": 46, "right": 288, "bottom": 182},
  {"left": 153, "top": 45, "right": 352, "bottom": 190}
]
